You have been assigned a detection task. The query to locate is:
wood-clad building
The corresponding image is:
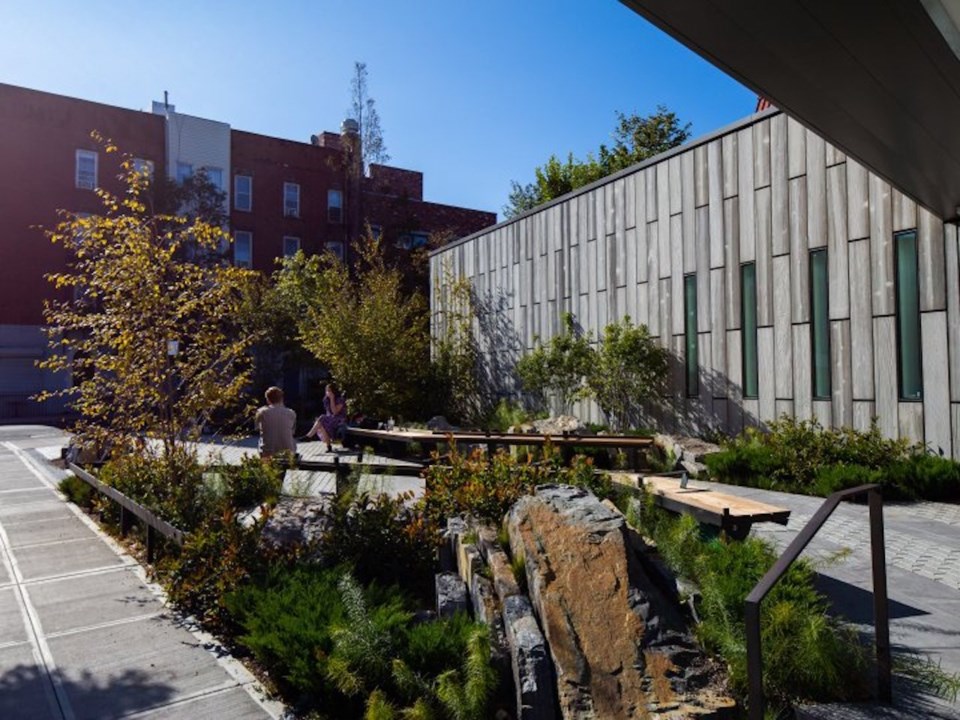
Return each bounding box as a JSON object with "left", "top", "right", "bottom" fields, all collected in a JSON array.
[{"left": 430, "top": 109, "right": 960, "bottom": 458}]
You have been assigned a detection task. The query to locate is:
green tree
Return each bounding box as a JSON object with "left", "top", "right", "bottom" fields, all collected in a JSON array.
[
  {"left": 350, "top": 60, "right": 389, "bottom": 172},
  {"left": 585, "top": 317, "right": 667, "bottom": 432},
  {"left": 38, "top": 136, "right": 261, "bottom": 461},
  {"left": 515, "top": 313, "right": 592, "bottom": 413},
  {"left": 274, "top": 236, "right": 429, "bottom": 419},
  {"left": 503, "top": 106, "right": 691, "bottom": 218}
]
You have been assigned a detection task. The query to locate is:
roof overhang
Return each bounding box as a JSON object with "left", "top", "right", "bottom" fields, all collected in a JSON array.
[{"left": 621, "top": 0, "right": 960, "bottom": 221}]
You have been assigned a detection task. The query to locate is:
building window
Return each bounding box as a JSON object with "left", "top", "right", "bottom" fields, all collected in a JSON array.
[
  {"left": 283, "top": 236, "right": 301, "bottom": 258},
  {"left": 204, "top": 167, "right": 224, "bottom": 190},
  {"left": 684, "top": 274, "right": 699, "bottom": 397},
  {"left": 368, "top": 224, "right": 382, "bottom": 240},
  {"left": 176, "top": 162, "right": 193, "bottom": 184},
  {"left": 326, "top": 240, "right": 345, "bottom": 261},
  {"left": 234, "top": 231, "right": 252, "bottom": 268},
  {"left": 328, "top": 189, "right": 343, "bottom": 223},
  {"left": 284, "top": 182, "right": 300, "bottom": 217},
  {"left": 235, "top": 175, "right": 252, "bottom": 211},
  {"left": 76, "top": 150, "right": 97, "bottom": 189},
  {"left": 741, "top": 263, "right": 759, "bottom": 398},
  {"left": 810, "top": 248, "right": 831, "bottom": 399},
  {"left": 411, "top": 231, "right": 429, "bottom": 249},
  {"left": 895, "top": 230, "right": 923, "bottom": 400}
]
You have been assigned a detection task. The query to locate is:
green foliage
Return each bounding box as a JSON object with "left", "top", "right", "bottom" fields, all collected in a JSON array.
[
  {"left": 274, "top": 236, "right": 429, "bottom": 418},
  {"left": 514, "top": 316, "right": 666, "bottom": 431},
  {"left": 429, "top": 269, "right": 485, "bottom": 425},
  {"left": 317, "top": 490, "right": 439, "bottom": 598},
  {"left": 421, "top": 445, "right": 610, "bottom": 524},
  {"left": 58, "top": 475, "right": 95, "bottom": 508},
  {"left": 706, "top": 416, "right": 960, "bottom": 501},
  {"left": 503, "top": 106, "right": 691, "bottom": 218},
  {"left": 630, "top": 498, "right": 870, "bottom": 713},
  {"left": 515, "top": 313, "right": 593, "bottom": 413},
  {"left": 585, "top": 317, "right": 667, "bottom": 431},
  {"left": 38, "top": 136, "right": 261, "bottom": 463},
  {"left": 483, "top": 398, "right": 540, "bottom": 433},
  {"left": 510, "top": 553, "right": 528, "bottom": 595}
]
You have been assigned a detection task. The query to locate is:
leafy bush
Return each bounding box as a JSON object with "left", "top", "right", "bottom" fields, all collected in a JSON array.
[
  {"left": 707, "top": 415, "right": 960, "bottom": 501},
  {"left": 484, "top": 398, "right": 540, "bottom": 433},
  {"left": 58, "top": 475, "right": 95, "bottom": 508},
  {"left": 421, "top": 445, "right": 610, "bottom": 524},
  {"left": 317, "top": 490, "right": 439, "bottom": 599},
  {"left": 516, "top": 312, "right": 593, "bottom": 413}
]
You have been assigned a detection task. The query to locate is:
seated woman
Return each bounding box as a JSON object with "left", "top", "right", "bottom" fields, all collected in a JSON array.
[{"left": 306, "top": 382, "right": 347, "bottom": 452}]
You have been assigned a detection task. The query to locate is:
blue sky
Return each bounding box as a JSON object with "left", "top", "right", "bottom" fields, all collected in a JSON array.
[{"left": 0, "top": 0, "right": 755, "bottom": 219}]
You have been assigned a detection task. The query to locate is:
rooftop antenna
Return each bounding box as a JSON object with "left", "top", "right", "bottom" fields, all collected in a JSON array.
[{"left": 164, "top": 90, "right": 169, "bottom": 110}]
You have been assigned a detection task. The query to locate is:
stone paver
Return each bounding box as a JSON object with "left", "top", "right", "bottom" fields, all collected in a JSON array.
[{"left": 0, "top": 427, "right": 279, "bottom": 720}]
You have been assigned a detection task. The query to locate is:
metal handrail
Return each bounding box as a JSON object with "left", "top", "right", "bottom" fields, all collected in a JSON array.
[{"left": 745, "top": 484, "right": 891, "bottom": 719}]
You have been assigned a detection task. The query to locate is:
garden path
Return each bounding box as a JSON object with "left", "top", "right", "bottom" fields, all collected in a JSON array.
[{"left": 0, "top": 425, "right": 280, "bottom": 720}]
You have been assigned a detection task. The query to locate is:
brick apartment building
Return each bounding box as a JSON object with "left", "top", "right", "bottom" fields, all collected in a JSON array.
[{"left": 0, "top": 83, "right": 496, "bottom": 422}]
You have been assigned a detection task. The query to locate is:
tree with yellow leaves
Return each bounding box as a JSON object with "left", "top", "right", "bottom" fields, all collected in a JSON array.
[{"left": 38, "top": 134, "right": 262, "bottom": 462}]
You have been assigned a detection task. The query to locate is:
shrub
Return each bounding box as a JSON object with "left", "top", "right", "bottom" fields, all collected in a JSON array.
[
  {"left": 421, "top": 445, "right": 610, "bottom": 525},
  {"left": 629, "top": 497, "right": 870, "bottom": 714},
  {"left": 317, "top": 490, "right": 439, "bottom": 599},
  {"left": 884, "top": 454, "right": 960, "bottom": 501},
  {"left": 58, "top": 475, "right": 95, "bottom": 508},
  {"left": 812, "top": 463, "right": 883, "bottom": 498}
]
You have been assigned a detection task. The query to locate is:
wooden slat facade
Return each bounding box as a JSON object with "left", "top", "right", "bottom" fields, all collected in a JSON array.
[{"left": 431, "top": 110, "right": 960, "bottom": 459}]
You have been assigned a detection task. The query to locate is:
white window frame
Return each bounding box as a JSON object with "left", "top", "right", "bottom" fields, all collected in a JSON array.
[
  {"left": 176, "top": 162, "right": 193, "bottom": 184},
  {"left": 326, "top": 240, "right": 345, "bottom": 261},
  {"left": 234, "top": 230, "right": 253, "bottom": 268},
  {"left": 235, "top": 174, "right": 252, "bottom": 211},
  {"left": 328, "top": 189, "right": 343, "bottom": 223},
  {"left": 283, "top": 236, "right": 301, "bottom": 258},
  {"left": 284, "top": 182, "right": 300, "bottom": 218},
  {"left": 76, "top": 150, "right": 97, "bottom": 190}
]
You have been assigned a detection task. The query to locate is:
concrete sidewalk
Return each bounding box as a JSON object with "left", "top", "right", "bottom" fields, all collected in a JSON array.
[{"left": 0, "top": 426, "right": 280, "bottom": 720}]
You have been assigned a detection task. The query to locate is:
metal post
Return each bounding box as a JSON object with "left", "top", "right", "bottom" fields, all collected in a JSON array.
[
  {"left": 120, "top": 506, "right": 132, "bottom": 537},
  {"left": 146, "top": 525, "right": 157, "bottom": 564},
  {"left": 745, "top": 600, "right": 764, "bottom": 720},
  {"left": 869, "top": 488, "right": 892, "bottom": 703}
]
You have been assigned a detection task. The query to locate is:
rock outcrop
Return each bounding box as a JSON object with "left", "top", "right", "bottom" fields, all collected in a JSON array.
[
  {"left": 653, "top": 434, "right": 722, "bottom": 476},
  {"left": 507, "top": 485, "right": 734, "bottom": 719},
  {"left": 509, "top": 415, "right": 586, "bottom": 436}
]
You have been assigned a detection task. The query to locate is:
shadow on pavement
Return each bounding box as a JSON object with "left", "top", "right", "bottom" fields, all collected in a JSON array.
[
  {"left": 815, "top": 573, "right": 928, "bottom": 623},
  {"left": 0, "top": 663, "right": 177, "bottom": 720}
]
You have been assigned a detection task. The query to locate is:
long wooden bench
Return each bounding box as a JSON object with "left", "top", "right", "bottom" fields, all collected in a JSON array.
[{"left": 627, "top": 474, "right": 791, "bottom": 540}]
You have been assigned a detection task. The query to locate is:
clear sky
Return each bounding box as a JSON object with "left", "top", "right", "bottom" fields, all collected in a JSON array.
[{"left": 0, "top": 0, "right": 755, "bottom": 220}]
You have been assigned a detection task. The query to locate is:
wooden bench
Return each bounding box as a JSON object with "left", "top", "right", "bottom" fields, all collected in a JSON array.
[{"left": 636, "top": 474, "right": 791, "bottom": 540}]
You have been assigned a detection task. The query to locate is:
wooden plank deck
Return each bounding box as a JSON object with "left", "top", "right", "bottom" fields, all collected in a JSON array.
[{"left": 634, "top": 474, "right": 791, "bottom": 539}]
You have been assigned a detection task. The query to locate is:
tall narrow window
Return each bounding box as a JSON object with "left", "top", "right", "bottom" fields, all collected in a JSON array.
[
  {"left": 234, "top": 231, "right": 252, "bottom": 268},
  {"left": 283, "top": 236, "right": 300, "bottom": 258},
  {"left": 328, "top": 189, "right": 343, "bottom": 223},
  {"left": 204, "top": 167, "right": 224, "bottom": 190},
  {"left": 76, "top": 150, "right": 97, "bottom": 189},
  {"left": 234, "top": 175, "right": 252, "bottom": 211},
  {"left": 810, "top": 248, "right": 831, "bottom": 399},
  {"left": 895, "top": 230, "right": 923, "bottom": 400},
  {"left": 176, "top": 162, "right": 193, "bottom": 184},
  {"left": 284, "top": 182, "right": 300, "bottom": 217},
  {"left": 326, "top": 240, "right": 345, "bottom": 261},
  {"left": 684, "top": 274, "right": 699, "bottom": 397},
  {"left": 741, "top": 263, "right": 759, "bottom": 398}
]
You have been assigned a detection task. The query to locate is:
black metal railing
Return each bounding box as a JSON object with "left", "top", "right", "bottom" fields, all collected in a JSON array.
[
  {"left": 68, "top": 462, "right": 185, "bottom": 562},
  {"left": 745, "top": 484, "right": 891, "bottom": 719}
]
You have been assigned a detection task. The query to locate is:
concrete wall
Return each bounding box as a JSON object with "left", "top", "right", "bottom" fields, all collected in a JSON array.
[{"left": 430, "top": 109, "right": 960, "bottom": 458}]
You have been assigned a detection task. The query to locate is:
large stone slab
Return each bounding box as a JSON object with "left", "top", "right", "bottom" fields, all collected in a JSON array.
[
  {"left": 14, "top": 537, "right": 127, "bottom": 581},
  {"left": 507, "top": 485, "right": 734, "bottom": 719},
  {"left": 502, "top": 595, "right": 557, "bottom": 720},
  {"left": 133, "top": 686, "right": 269, "bottom": 719},
  {"left": 0, "top": 646, "right": 59, "bottom": 720},
  {"left": 0, "top": 587, "right": 28, "bottom": 645},
  {"left": 435, "top": 571, "right": 469, "bottom": 618},
  {"left": 3, "top": 515, "right": 96, "bottom": 549}
]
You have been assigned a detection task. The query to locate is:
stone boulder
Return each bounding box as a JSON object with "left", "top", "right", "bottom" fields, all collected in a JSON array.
[
  {"left": 427, "top": 415, "right": 457, "bottom": 431},
  {"left": 261, "top": 497, "right": 332, "bottom": 548},
  {"left": 506, "top": 485, "right": 734, "bottom": 719},
  {"left": 508, "top": 415, "right": 586, "bottom": 436}
]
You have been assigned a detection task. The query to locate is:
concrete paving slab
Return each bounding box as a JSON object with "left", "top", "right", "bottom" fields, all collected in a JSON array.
[
  {"left": 0, "top": 587, "right": 28, "bottom": 646},
  {"left": 0, "top": 490, "right": 62, "bottom": 508},
  {"left": 0, "top": 557, "right": 10, "bottom": 587},
  {"left": 28, "top": 568, "right": 164, "bottom": 636},
  {"left": 15, "top": 537, "right": 128, "bottom": 581},
  {"left": 0, "top": 505, "right": 78, "bottom": 527},
  {"left": 356, "top": 473, "right": 425, "bottom": 501},
  {"left": 0, "top": 645, "right": 59, "bottom": 720},
  {"left": 0, "top": 473, "right": 46, "bottom": 491},
  {"left": 4, "top": 514, "right": 96, "bottom": 549},
  {"left": 128, "top": 686, "right": 272, "bottom": 720},
  {"left": 281, "top": 469, "right": 336, "bottom": 497},
  {"left": 49, "top": 616, "right": 240, "bottom": 719}
]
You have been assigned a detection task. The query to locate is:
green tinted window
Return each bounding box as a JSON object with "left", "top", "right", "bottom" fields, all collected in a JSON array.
[
  {"left": 810, "top": 249, "right": 831, "bottom": 399},
  {"left": 896, "top": 231, "right": 922, "bottom": 400},
  {"left": 741, "top": 263, "right": 758, "bottom": 398},
  {"left": 685, "top": 274, "right": 699, "bottom": 397}
]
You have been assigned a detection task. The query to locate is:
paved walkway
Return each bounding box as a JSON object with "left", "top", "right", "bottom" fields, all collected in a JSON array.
[{"left": 0, "top": 426, "right": 280, "bottom": 720}]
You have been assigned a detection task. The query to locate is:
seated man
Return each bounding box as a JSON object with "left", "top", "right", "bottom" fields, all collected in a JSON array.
[{"left": 255, "top": 386, "right": 297, "bottom": 460}]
